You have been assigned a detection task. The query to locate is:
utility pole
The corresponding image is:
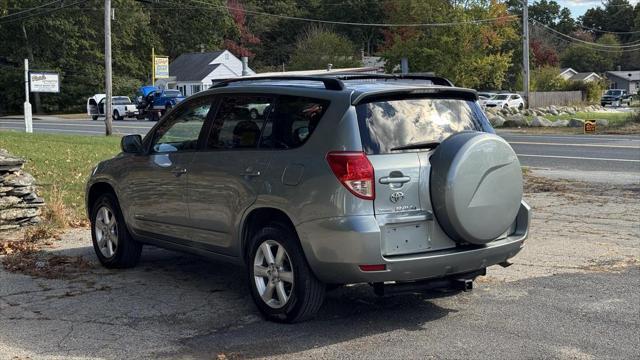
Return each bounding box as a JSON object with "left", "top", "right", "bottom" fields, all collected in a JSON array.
[
  {"left": 24, "top": 59, "right": 32, "bottom": 133},
  {"left": 104, "top": 0, "right": 113, "bottom": 136},
  {"left": 522, "top": 0, "right": 530, "bottom": 109}
]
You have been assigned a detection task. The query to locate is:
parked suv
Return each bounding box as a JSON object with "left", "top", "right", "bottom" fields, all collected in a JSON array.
[
  {"left": 600, "top": 89, "right": 632, "bottom": 107},
  {"left": 86, "top": 75, "right": 530, "bottom": 323}
]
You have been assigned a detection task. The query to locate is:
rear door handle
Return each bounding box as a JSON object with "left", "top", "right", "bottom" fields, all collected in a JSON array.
[
  {"left": 241, "top": 167, "right": 261, "bottom": 177},
  {"left": 171, "top": 168, "right": 187, "bottom": 176},
  {"left": 379, "top": 176, "right": 411, "bottom": 184}
]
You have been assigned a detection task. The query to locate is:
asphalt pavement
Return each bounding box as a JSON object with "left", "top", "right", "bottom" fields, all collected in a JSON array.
[{"left": 1, "top": 115, "right": 639, "bottom": 174}]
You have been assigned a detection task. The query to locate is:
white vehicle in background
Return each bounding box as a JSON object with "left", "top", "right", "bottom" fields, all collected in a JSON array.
[
  {"left": 483, "top": 93, "right": 525, "bottom": 110},
  {"left": 477, "top": 92, "right": 497, "bottom": 108},
  {"left": 87, "top": 94, "right": 139, "bottom": 121}
]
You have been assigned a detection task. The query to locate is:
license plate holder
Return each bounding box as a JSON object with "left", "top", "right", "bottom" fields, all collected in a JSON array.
[{"left": 382, "top": 221, "right": 431, "bottom": 256}]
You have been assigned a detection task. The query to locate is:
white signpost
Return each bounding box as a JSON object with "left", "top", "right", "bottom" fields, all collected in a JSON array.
[
  {"left": 29, "top": 72, "right": 60, "bottom": 93},
  {"left": 23, "top": 59, "right": 32, "bottom": 133}
]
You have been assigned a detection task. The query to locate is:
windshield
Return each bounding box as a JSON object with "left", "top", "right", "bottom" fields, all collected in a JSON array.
[
  {"left": 113, "top": 97, "right": 131, "bottom": 105},
  {"left": 356, "top": 98, "right": 483, "bottom": 154},
  {"left": 493, "top": 95, "right": 509, "bottom": 100},
  {"left": 605, "top": 90, "right": 622, "bottom": 96},
  {"left": 164, "top": 90, "right": 182, "bottom": 97}
]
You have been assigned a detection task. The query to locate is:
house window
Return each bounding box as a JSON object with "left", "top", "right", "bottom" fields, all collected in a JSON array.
[
  {"left": 191, "top": 84, "right": 202, "bottom": 94},
  {"left": 225, "top": 52, "right": 229, "bottom": 60}
]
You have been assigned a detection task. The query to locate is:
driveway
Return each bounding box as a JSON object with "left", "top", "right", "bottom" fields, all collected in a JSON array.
[{"left": 1, "top": 170, "right": 639, "bottom": 359}]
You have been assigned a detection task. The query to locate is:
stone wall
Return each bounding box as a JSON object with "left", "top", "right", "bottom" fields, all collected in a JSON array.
[
  {"left": 0, "top": 149, "right": 44, "bottom": 231},
  {"left": 484, "top": 104, "right": 616, "bottom": 128}
]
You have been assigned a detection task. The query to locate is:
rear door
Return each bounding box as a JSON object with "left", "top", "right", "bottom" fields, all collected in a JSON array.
[
  {"left": 186, "top": 94, "right": 275, "bottom": 255},
  {"left": 356, "top": 96, "right": 485, "bottom": 255}
]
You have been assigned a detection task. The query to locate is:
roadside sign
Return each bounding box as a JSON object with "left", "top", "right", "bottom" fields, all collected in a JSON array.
[
  {"left": 154, "top": 56, "right": 169, "bottom": 79},
  {"left": 584, "top": 120, "right": 596, "bottom": 134},
  {"left": 29, "top": 72, "right": 59, "bottom": 93}
]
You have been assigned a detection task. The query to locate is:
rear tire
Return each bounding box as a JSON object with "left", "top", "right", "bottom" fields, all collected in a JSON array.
[
  {"left": 247, "top": 224, "right": 325, "bottom": 323},
  {"left": 90, "top": 193, "right": 142, "bottom": 268},
  {"left": 91, "top": 115, "right": 98, "bottom": 121}
]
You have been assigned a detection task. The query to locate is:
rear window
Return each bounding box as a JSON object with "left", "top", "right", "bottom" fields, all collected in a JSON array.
[{"left": 356, "top": 98, "right": 483, "bottom": 154}]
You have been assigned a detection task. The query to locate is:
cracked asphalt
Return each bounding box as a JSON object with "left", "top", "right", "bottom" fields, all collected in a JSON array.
[{"left": 1, "top": 170, "right": 639, "bottom": 359}]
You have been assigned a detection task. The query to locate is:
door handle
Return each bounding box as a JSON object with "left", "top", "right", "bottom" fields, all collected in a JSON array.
[
  {"left": 241, "top": 167, "right": 261, "bottom": 177},
  {"left": 171, "top": 168, "right": 187, "bottom": 177},
  {"left": 379, "top": 176, "right": 411, "bottom": 184}
]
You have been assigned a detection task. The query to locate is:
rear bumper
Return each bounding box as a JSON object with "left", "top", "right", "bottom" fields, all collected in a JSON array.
[{"left": 297, "top": 201, "right": 531, "bottom": 284}]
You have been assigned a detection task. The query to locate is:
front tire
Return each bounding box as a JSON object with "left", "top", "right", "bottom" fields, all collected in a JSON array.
[
  {"left": 90, "top": 193, "right": 142, "bottom": 268},
  {"left": 91, "top": 115, "right": 99, "bottom": 121},
  {"left": 247, "top": 224, "right": 325, "bottom": 323}
]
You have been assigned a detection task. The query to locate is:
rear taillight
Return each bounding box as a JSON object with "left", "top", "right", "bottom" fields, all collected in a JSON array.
[{"left": 326, "top": 151, "right": 375, "bottom": 200}]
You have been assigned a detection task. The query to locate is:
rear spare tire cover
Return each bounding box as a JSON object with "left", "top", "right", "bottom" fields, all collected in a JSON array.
[{"left": 430, "top": 131, "right": 522, "bottom": 245}]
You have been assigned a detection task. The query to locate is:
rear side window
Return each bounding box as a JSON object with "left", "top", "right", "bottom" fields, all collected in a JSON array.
[
  {"left": 207, "top": 95, "right": 273, "bottom": 149},
  {"left": 356, "top": 98, "right": 482, "bottom": 154},
  {"left": 259, "top": 96, "right": 329, "bottom": 149}
]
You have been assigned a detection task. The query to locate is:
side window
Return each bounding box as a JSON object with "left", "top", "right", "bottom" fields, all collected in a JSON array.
[
  {"left": 207, "top": 95, "right": 273, "bottom": 149},
  {"left": 151, "top": 98, "right": 211, "bottom": 153},
  {"left": 259, "top": 96, "right": 329, "bottom": 149}
]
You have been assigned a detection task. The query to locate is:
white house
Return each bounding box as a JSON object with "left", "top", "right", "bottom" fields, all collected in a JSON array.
[
  {"left": 169, "top": 50, "right": 255, "bottom": 96},
  {"left": 559, "top": 67, "right": 602, "bottom": 82}
]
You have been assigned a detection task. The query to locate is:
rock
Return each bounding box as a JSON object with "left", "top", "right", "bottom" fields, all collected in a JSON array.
[
  {"left": 2, "top": 172, "right": 35, "bottom": 187},
  {"left": 500, "top": 109, "right": 510, "bottom": 116},
  {"left": 0, "top": 149, "right": 25, "bottom": 167},
  {"left": 595, "top": 119, "right": 609, "bottom": 127},
  {"left": 0, "top": 186, "right": 12, "bottom": 193},
  {"left": 0, "top": 207, "right": 41, "bottom": 221},
  {"left": 7, "top": 186, "right": 34, "bottom": 197},
  {"left": 551, "top": 120, "right": 570, "bottom": 127},
  {"left": 24, "top": 195, "right": 45, "bottom": 204},
  {"left": 530, "top": 116, "right": 552, "bottom": 127},
  {"left": 488, "top": 115, "right": 505, "bottom": 127},
  {"left": 549, "top": 109, "right": 559, "bottom": 116},
  {"left": 0, "top": 224, "right": 20, "bottom": 231},
  {"left": 503, "top": 114, "right": 528, "bottom": 127},
  {"left": 568, "top": 118, "right": 585, "bottom": 128},
  {"left": 0, "top": 196, "right": 21, "bottom": 209}
]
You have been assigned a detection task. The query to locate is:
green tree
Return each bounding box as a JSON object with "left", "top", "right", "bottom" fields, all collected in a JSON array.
[
  {"left": 288, "top": 26, "right": 360, "bottom": 70},
  {"left": 381, "top": 0, "right": 518, "bottom": 89},
  {"left": 560, "top": 34, "right": 621, "bottom": 72}
]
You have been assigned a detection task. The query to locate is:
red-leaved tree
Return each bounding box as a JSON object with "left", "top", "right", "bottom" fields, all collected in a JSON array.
[{"left": 224, "top": 0, "right": 260, "bottom": 58}]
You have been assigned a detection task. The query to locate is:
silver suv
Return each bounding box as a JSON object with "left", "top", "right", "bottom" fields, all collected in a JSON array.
[{"left": 86, "top": 75, "right": 530, "bottom": 323}]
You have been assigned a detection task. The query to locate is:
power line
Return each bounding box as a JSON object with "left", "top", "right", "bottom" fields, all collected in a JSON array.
[
  {"left": 165, "top": 0, "right": 521, "bottom": 27},
  {"left": 532, "top": 23, "right": 640, "bottom": 53},
  {"left": 0, "top": 0, "right": 63, "bottom": 20},
  {"left": 532, "top": 20, "right": 640, "bottom": 49},
  {"left": 577, "top": 24, "right": 640, "bottom": 35},
  {"left": 0, "top": 0, "right": 93, "bottom": 25}
]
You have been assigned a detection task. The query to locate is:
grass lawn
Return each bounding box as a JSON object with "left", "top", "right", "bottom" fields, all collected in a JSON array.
[
  {"left": 0, "top": 131, "right": 121, "bottom": 221},
  {"left": 541, "top": 111, "right": 632, "bottom": 125}
]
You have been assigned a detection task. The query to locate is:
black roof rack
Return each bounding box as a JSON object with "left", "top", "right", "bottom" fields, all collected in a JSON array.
[
  {"left": 211, "top": 76, "right": 345, "bottom": 91},
  {"left": 331, "top": 73, "right": 454, "bottom": 87}
]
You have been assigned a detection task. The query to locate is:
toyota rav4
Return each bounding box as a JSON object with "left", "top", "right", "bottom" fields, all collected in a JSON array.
[{"left": 86, "top": 74, "right": 530, "bottom": 323}]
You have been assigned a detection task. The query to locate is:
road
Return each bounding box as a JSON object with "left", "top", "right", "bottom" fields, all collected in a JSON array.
[{"left": 1, "top": 116, "right": 639, "bottom": 174}]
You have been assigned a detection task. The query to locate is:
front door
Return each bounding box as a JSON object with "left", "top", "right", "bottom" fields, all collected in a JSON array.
[
  {"left": 187, "top": 94, "right": 274, "bottom": 255},
  {"left": 122, "top": 96, "right": 212, "bottom": 241}
]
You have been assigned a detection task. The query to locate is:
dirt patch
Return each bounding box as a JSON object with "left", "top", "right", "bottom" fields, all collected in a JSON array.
[
  {"left": 1, "top": 225, "right": 89, "bottom": 279},
  {"left": 2, "top": 253, "right": 93, "bottom": 279}
]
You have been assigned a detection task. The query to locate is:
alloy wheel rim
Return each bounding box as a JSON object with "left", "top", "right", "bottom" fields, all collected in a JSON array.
[
  {"left": 95, "top": 206, "right": 118, "bottom": 258},
  {"left": 253, "top": 240, "right": 294, "bottom": 309}
]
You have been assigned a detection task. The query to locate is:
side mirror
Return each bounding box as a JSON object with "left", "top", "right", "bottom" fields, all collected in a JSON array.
[{"left": 121, "top": 134, "right": 143, "bottom": 154}]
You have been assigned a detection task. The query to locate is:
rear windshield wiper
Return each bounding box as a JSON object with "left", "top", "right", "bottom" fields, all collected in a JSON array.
[{"left": 390, "top": 141, "right": 440, "bottom": 151}]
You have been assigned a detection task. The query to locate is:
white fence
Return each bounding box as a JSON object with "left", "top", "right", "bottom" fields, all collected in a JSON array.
[{"left": 517, "top": 91, "right": 583, "bottom": 108}]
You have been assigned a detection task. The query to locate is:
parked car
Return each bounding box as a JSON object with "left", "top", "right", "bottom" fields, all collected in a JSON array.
[
  {"left": 87, "top": 94, "right": 139, "bottom": 121},
  {"left": 477, "top": 92, "right": 497, "bottom": 107},
  {"left": 86, "top": 75, "right": 530, "bottom": 323},
  {"left": 483, "top": 93, "right": 525, "bottom": 110},
  {"left": 600, "top": 89, "right": 632, "bottom": 107}
]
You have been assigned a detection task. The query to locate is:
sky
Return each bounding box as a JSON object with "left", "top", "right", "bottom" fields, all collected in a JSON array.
[{"left": 556, "top": 0, "right": 640, "bottom": 18}]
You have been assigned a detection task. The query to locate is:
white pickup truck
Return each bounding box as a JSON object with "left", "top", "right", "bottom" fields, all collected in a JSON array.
[{"left": 87, "top": 94, "right": 139, "bottom": 121}]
